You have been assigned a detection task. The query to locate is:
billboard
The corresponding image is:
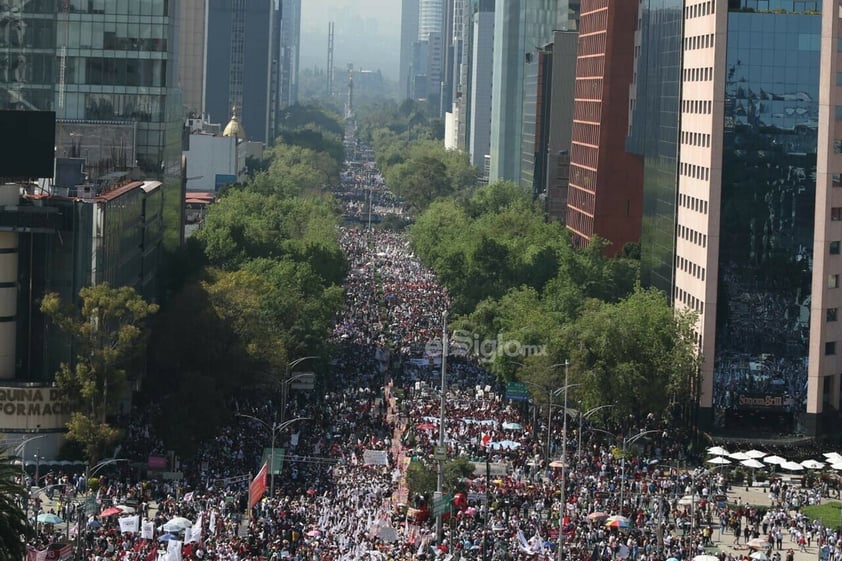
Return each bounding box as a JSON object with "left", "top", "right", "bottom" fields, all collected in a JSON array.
[{"left": 0, "top": 111, "right": 56, "bottom": 178}]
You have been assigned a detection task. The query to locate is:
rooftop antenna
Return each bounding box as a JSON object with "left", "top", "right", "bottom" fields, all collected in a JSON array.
[{"left": 326, "top": 21, "right": 335, "bottom": 96}]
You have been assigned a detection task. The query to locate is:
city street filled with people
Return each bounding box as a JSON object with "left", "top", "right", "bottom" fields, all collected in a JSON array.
[{"left": 19, "top": 148, "right": 842, "bottom": 561}]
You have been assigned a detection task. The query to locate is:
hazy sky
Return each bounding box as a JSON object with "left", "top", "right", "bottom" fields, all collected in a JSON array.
[{"left": 300, "top": 0, "right": 402, "bottom": 81}]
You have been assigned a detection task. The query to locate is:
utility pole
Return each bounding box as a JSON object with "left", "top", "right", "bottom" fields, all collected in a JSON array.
[
  {"left": 436, "top": 311, "right": 448, "bottom": 544},
  {"left": 558, "top": 359, "right": 569, "bottom": 561}
]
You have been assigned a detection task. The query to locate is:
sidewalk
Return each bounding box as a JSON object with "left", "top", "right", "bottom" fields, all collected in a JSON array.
[{"left": 705, "top": 484, "right": 825, "bottom": 561}]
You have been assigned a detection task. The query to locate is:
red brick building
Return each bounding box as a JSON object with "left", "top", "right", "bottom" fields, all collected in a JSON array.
[{"left": 566, "top": 0, "right": 643, "bottom": 254}]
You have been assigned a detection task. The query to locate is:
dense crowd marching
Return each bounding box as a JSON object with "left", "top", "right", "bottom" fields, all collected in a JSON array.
[{"left": 19, "top": 151, "right": 842, "bottom": 561}]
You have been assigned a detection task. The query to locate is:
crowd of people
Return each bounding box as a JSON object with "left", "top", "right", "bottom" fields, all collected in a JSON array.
[{"left": 20, "top": 149, "right": 842, "bottom": 561}]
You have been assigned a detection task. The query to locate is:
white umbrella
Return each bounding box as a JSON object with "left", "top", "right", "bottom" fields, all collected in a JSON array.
[
  {"left": 729, "top": 452, "right": 751, "bottom": 461},
  {"left": 750, "top": 552, "right": 768, "bottom": 561},
  {"left": 163, "top": 517, "right": 193, "bottom": 532},
  {"left": 801, "top": 459, "right": 825, "bottom": 470},
  {"left": 707, "top": 446, "right": 730, "bottom": 456},
  {"left": 744, "top": 449, "right": 767, "bottom": 459},
  {"left": 763, "top": 455, "right": 787, "bottom": 465},
  {"left": 830, "top": 463, "right": 842, "bottom": 471},
  {"left": 741, "top": 459, "right": 765, "bottom": 469},
  {"left": 823, "top": 452, "right": 842, "bottom": 463},
  {"left": 780, "top": 461, "right": 804, "bottom": 471},
  {"left": 678, "top": 495, "right": 697, "bottom": 506},
  {"left": 707, "top": 456, "right": 731, "bottom": 465},
  {"left": 115, "top": 505, "right": 136, "bottom": 514},
  {"left": 694, "top": 555, "right": 720, "bottom": 561}
]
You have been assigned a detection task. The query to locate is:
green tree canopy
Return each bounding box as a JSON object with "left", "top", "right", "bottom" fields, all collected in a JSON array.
[
  {"left": 0, "top": 447, "right": 32, "bottom": 561},
  {"left": 41, "top": 283, "right": 158, "bottom": 463},
  {"left": 560, "top": 287, "right": 700, "bottom": 423}
]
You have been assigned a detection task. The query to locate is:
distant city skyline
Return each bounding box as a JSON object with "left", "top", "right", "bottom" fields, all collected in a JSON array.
[{"left": 300, "top": 0, "right": 401, "bottom": 81}]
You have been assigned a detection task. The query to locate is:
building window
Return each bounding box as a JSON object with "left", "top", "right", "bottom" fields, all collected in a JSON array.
[
  {"left": 835, "top": 174, "right": 842, "bottom": 187},
  {"left": 835, "top": 140, "right": 842, "bottom": 154},
  {"left": 833, "top": 207, "right": 842, "bottom": 221},
  {"left": 826, "top": 341, "right": 837, "bottom": 355},
  {"left": 828, "top": 308, "right": 839, "bottom": 322},
  {"left": 831, "top": 274, "right": 840, "bottom": 289},
  {"left": 832, "top": 241, "right": 841, "bottom": 255}
]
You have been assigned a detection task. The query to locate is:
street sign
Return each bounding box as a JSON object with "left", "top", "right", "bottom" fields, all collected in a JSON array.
[
  {"left": 289, "top": 371, "right": 316, "bottom": 391},
  {"left": 505, "top": 381, "right": 529, "bottom": 401},
  {"left": 433, "top": 445, "right": 447, "bottom": 461},
  {"left": 261, "top": 448, "right": 285, "bottom": 474},
  {"left": 433, "top": 494, "right": 452, "bottom": 516}
]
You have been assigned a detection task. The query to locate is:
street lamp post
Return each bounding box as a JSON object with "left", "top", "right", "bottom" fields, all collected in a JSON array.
[
  {"left": 237, "top": 414, "right": 310, "bottom": 498},
  {"left": 281, "top": 356, "right": 318, "bottom": 425},
  {"left": 585, "top": 428, "right": 660, "bottom": 515},
  {"left": 577, "top": 404, "right": 616, "bottom": 462},
  {"left": 515, "top": 362, "right": 568, "bottom": 466},
  {"left": 436, "top": 311, "right": 448, "bottom": 545},
  {"left": 558, "top": 359, "right": 569, "bottom": 561},
  {"left": 618, "top": 430, "right": 660, "bottom": 514}
]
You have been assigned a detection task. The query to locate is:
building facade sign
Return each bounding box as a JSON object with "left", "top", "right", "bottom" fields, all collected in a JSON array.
[{"left": 0, "top": 387, "right": 69, "bottom": 430}]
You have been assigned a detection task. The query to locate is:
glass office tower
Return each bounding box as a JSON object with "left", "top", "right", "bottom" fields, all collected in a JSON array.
[
  {"left": 712, "top": 8, "right": 820, "bottom": 431},
  {"left": 628, "top": 0, "right": 684, "bottom": 294}
]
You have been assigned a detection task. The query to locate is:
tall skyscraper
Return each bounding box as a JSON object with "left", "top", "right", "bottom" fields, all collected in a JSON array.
[
  {"left": 0, "top": 0, "right": 183, "bottom": 180},
  {"left": 489, "top": 0, "right": 566, "bottom": 183},
  {"left": 205, "top": 0, "right": 282, "bottom": 144},
  {"left": 627, "top": 0, "right": 683, "bottom": 293},
  {"left": 544, "top": 30, "right": 579, "bottom": 220},
  {"left": 489, "top": 0, "right": 523, "bottom": 182},
  {"left": 400, "top": 0, "right": 420, "bottom": 100},
  {"left": 280, "top": 0, "right": 302, "bottom": 109},
  {"left": 565, "top": 0, "right": 642, "bottom": 253},
  {"left": 469, "top": 4, "right": 495, "bottom": 169},
  {"left": 635, "top": 0, "right": 837, "bottom": 435},
  {"left": 180, "top": 0, "right": 208, "bottom": 117}
]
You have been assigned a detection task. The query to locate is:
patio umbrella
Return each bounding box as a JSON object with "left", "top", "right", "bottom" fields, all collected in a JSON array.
[
  {"left": 707, "top": 446, "right": 730, "bottom": 456},
  {"left": 747, "top": 538, "right": 771, "bottom": 550},
  {"left": 750, "top": 552, "right": 768, "bottom": 561},
  {"left": 744, "top": 450, "right": 767, "bottom": 459},
  {"left": 830, "top": 463, "right": 842, "bottom": 471},
  {"left": 729, "top": 452, "right": 752, "bottom": 461},
  {"left": 741, "top": 459, "right": 765, "bottom": 469},
  {"left": 587, "top": 512, "right": 609, "bottom": 522},
  {"left": 37, "top": 513, "right": 63, "bottom": 524},
  {"left": 605, "top": 515, "right": 631, "bottom": 529},
  {"left": 706, "top": 456, "right": 731, "bottom": 465},
  {"left": 801, "top": 459, "right": 825, "bottom": 470},
  {"left": 100, "top": 507, "right": 122, "bottom": 518},
  {"left": 115, "top": 505, "right": 136, "bottom": 514},
  {"left": 823, "top": 452, "right": 842, "bottom": 463},
  {"left": 163, "top": 517, "right": 193, "bottom": 532},
  {"left": 763, "top": 455, "right": 787, "bottom": 465},
  {"left": 781, "top": 461, "right": 804, "bottom": 471}
]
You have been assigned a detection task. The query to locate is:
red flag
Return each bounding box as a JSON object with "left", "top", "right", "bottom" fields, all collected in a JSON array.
[{"left": 248, "top": 460, "right": 269, "bottom": 510}]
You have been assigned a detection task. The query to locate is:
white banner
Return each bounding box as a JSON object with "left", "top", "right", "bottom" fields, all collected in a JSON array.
[
  {"left": 166, "top": 540, "right": 182, "bottom": 561},
  {"left": 189, "top": 513, "right": 203, "bottom": 543},
  {"left": 363, "top": 450, "right": 389, "bottom": 466},
  {"left": 119, "top": 516, "right": 140, "bottom": 534},
  {"left": 141, "top": 520, "right": 154, "bottom": 539}
]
